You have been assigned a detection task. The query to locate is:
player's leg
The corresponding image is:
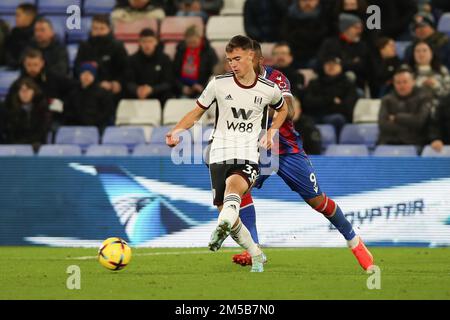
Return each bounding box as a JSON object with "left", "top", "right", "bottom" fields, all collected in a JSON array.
[
  {"left": 233, "top": 193, "right": 258, "bottom": 266},
  {"left": 277, "top": 153, "right": 374, "bottom": 270}
]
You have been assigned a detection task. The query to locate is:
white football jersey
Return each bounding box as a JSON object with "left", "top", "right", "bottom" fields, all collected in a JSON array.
[{"left": 197, "top": 72, "right": 284, "bottom": 164}]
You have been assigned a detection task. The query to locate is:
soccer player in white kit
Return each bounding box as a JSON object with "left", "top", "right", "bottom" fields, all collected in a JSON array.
[{"left": 166, "top": 35, "right": 288, "bottom": 272}]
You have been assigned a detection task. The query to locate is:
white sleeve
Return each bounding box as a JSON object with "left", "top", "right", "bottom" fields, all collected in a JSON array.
[
  {"left": 196, "top": 78, "right": 216, "bottom": 110},
  {"left": 269, "top": 84, "right": 284, "bottom": 110}
]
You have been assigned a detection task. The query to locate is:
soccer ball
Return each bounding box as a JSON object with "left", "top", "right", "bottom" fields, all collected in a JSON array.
[{"left": 98, "top": 237, "right": 132, "bottom": 271}]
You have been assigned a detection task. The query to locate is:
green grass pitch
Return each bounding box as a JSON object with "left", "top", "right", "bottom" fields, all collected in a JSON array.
[{"left": 0, "top": 247, "right": 449, "bottom": 300}]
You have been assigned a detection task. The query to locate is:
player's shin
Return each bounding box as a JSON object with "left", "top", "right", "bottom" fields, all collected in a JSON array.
[
  {"left": 218, "top": 193, "right": 241, "bottom": 227},
  {"left": 239, "top": 193, "right": 259, "bottom": 244},
  {"left": 230, "top": 219, "right": 262, "bottom": 257}
]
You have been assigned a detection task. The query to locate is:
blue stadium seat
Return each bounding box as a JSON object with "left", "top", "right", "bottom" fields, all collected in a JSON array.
[
  {"left": 437, "top": 13, "right": 450, "bottom": 36},
  {"left": 395, "top": 41, "right": 411, "bottom": 60},
  {"left": 0, "top": 0, "right": 35, "bottom": 14},
  {"left": 84, "top": 0, "right": 116, "bottom": 15},
  {"left": 0, "top": 15, "right": 16, "bottom": 28},
  {"left": 38, "top": 145, "right": 82, "bottom": 156},
  {"left": 373, "top": 145, "right": 418, "bottom": 157},
  {"left": 149, "top": 126, "right": 172, "bottom": 144},
  {"left": 55, "top": 126, "right": 99, "bottom": 150},
  {"left": 324, "top": 144, "right": 369, "bottom": 156},
  {"left": 316, "top": 124, "right": 336, "bottom": 149},
  {"left": 0, "top": 145, "right": 34, "bottom": 156},
  {"left": 102, "top": 127, "right": 146, "bottom": 150},
  {"left": 0, "top": 70, "right": 19, "bottom": 100},
  {"left": 421, "top": 145, "right": 450, "bottom": 157},
  {"left": 85, "top": 145, "right": 129, "bottom": 156},
  {"left": 66, "top": 16, "right": 92, "bottom": 43},
  {"left": 38, "top": 0, "right": 81, "bottom": 15},
  {"left": 132, "top": 144, "right": 173, "bottom": 157},
  {"left": 45, "top": 15, "right": 67, "bottom": 42},
  {"left": 339, "top": 124, "right": 379, "bottom": 148},
  {"left": 67, "top": 43, "right": 79, "bottom": 68}
]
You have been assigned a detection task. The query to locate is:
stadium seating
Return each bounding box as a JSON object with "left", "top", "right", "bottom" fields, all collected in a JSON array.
[
  {"left": 437, "top": 13, "right": 450, "bottom": 36},
  {"left": 38, "top": 0, "right": 81, "bottom": 15},
  {"left": 85, "top": 144, "right": 129, "bottom": 156},
  {"left": 0, "top": 0, "right": 35, "bottom": 14},
  {"left": 395, "top": 41, "right": 411, "bottom": 60},
  {"left": 38, "top": 144, "right": 82, "bottom": 156},
  {"left": 114, "top": 18, "right": 158, "bottom": 42},
  {"left": 83, "top": 0, "right": 115, "bottom": 15},
  {"left": 149, "top": 126, "right": 172, "bottom": 144},
  {"left": 67, "top": 43, "right": 79, "bottom": 68},
  {"left": 352, "top": 99, "right": 381, "bottom": 124},
  {"left": 46, "top": 15, "right": 68, "bottom": 43},
  {"left": 220, "top": 0, "right": 245, "bottom": 16},
  {"left": 373, "top": 145, "right": 418, "bottom": 157},
  {"left": 163, "top": 99, "right": 196, "bottom": 125},
  {"left": 0, "top": 145, "right": 34, "bottom": 156},
  {"left": 324, "top": 144, "right": 370, "bottom": 156},
  {"left": 66, "top": 16, "right": 92, "bottom": 43},
  {"left": 55, "top": 126, "right": 99, "bottom": 150},
  {"left": 0, "top": 15, "right": 16, "bottom": 28},
  {"left": 0, "top": 70, "right": 19, "bottom": 100},
  {"left": 115, "top": 99, "right": 162, "bottom": 127},
  {"left": 163, "top": 42, "right": 178, "bottom": 60},
  {"left": 316, "top": 124, "right": 337, "bottom": 149},
  {"left": 339, "top": 124, "right": 379, "bottom": 148},
  {"left": 102, "top": 126, "right": 146, "bottom": 150},
  {"left": 421, "top": 145, "right": 450, "bottom": 157},
  {"left": 159, "top": 16, "right": 204, "bottom": 42},
  {"left": 261, "top": 43, "right": 275, "bottom": 66},
  {"left": 132, "top": 144, "right": 173, "bottom": 157},
  {"left": 206, "top": 16, "right": 245, "bottom": 41},
  {"left": 210, "top": 41, "right": 227, "bottom": 61}
]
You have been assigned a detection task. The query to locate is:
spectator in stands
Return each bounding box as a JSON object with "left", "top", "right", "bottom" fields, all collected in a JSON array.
[
  {"left": 303, "top": 55, "right": 358, "bottom": 135},
  {"left": 405, "top": 12, "right": 450, "bottom": 71},
  {"left": 112, "top": 0, "right": 166, "bottom": 23},
  {"left": 333, "top": 0, "right": 368, "bottom": 21},
  {"left": 378, "top": 66, "right": 433, "bottom": 146},
  {"left": 318, "top": 13, "right": 371, "bottom": 89},
  {"left": 173, "top": 25, "right": 217, "bottom": 98},
  {"left": 408, "top": 40, "right": 450, "bottom": 98},
  {"left": 292, "top": 91, "right": 322, "bottom": 155},
  {"left": 271, "top": 42, "right": 305, "bottom": 100},
  {"left": 244, "top": 0, "right": 286, "bottom": 43},
  {"left": 6, "top": 49, "right": 74, "bottom": 109},
  {"left": 75, "top": 14, "right": 129, "bottom": 99},
  {"left": 200, "top": 0, "right": 223, "bottom": 16},
  {"left": 428, "top": 93, "right": 450, "bottom": 152},
  {"left": 0, "top": 19, "right": 9, "bottom": 66},
  {"left": 176, "top": 0, "right": 208, "bottom": 22},
  {"left": 63, "top": 62, "right": 115, "bottom": 132},
  {"left": 367, "top": 0, "right": 417, "bottom": 40},
  {"left": 29, "top": 18, "right": 69, "bottom": 75},
  {"left": 4, "top": 3, "right": 37, "bottom": 69},
  {"left": 2, "top": 77, "right": 51, "bottom": 150},
  {"left": 126, "top": 28, "right": 173, "bottom": 105},
  {"left": 281, "top": 0, "right": 332, "bottom": 68},
  {"left": 371, "top": 37, "right": 402, "bottom": 97}
]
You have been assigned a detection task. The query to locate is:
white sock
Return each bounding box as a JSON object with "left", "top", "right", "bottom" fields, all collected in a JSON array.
[
  {"left": 347, "top": 235, "right": 360, "bottom": 249},
  {"left": 231, "top": 219, "right": 262, "bottom": 257},
  {"left": 218, "top": 193, "right": 241, "bottom": 227}
]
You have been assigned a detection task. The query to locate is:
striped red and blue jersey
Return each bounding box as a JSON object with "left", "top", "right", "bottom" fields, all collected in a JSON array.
[{"left": 264, "top": 66, "right": 303, "bottom": 155}]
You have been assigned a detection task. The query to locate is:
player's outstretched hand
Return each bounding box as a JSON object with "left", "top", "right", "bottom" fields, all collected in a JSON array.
[
  {"left": 166, "top": 130, "right": 180, "bottom": 148},
  {"left": 259, "top": 132, "right": 273, "bottom": 150}
]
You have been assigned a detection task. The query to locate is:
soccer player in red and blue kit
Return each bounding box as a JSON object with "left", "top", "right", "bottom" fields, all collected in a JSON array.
[{"left": 232, "top": 41, "right": 374, "bottom": 270}]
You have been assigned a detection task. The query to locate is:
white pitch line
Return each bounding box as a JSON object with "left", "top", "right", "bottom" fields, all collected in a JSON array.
[{"left": 67, "top": 249, "right": 242, "bottom": 260}]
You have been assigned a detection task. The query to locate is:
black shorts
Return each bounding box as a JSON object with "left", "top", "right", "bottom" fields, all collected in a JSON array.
[{"left": 209, "top": 159, "right": 260, "bottom": 206}]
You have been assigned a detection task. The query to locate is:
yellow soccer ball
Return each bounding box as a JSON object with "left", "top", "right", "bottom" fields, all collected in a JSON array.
[{"left": 98, "top": 237, "right": 132, "bottom": 271}]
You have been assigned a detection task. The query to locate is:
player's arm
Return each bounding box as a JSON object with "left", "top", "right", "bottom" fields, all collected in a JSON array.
[
  {"left": 166, "top": 105, "right": 206, "bottom": 147},
  {"left": 261, "top": 101, "right": 288, "bottom": 149},
  {"left": 285, "top": 95, "right": 295, "bottom": 120}
]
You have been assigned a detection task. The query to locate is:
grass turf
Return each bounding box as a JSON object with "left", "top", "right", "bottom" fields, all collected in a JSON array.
[{"left": 0, "top": 247, "right": 449, "bottom": 300}]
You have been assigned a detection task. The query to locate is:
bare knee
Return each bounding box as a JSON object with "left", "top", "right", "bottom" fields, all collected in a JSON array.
[{"left": 224, "top": 174, "right": 249, "bottom": 196}]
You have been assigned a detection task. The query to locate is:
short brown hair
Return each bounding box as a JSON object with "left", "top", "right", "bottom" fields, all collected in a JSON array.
[
  {"left": 23, "top": 48, "right": 43, "bottom": 60},
  {"left": 92, "top": 14, "right": 111, "bottom": 27},
  {"left": 17, "top": 3, "right": 37, "bottom": 17},
  {"left": 226, "top": 35, "right": 254, "bottom": 53}
]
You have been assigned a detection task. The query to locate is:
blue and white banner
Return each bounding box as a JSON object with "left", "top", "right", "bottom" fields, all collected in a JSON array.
[{"left": 0, "top": 157, "right": 449, "bottom": 247}]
